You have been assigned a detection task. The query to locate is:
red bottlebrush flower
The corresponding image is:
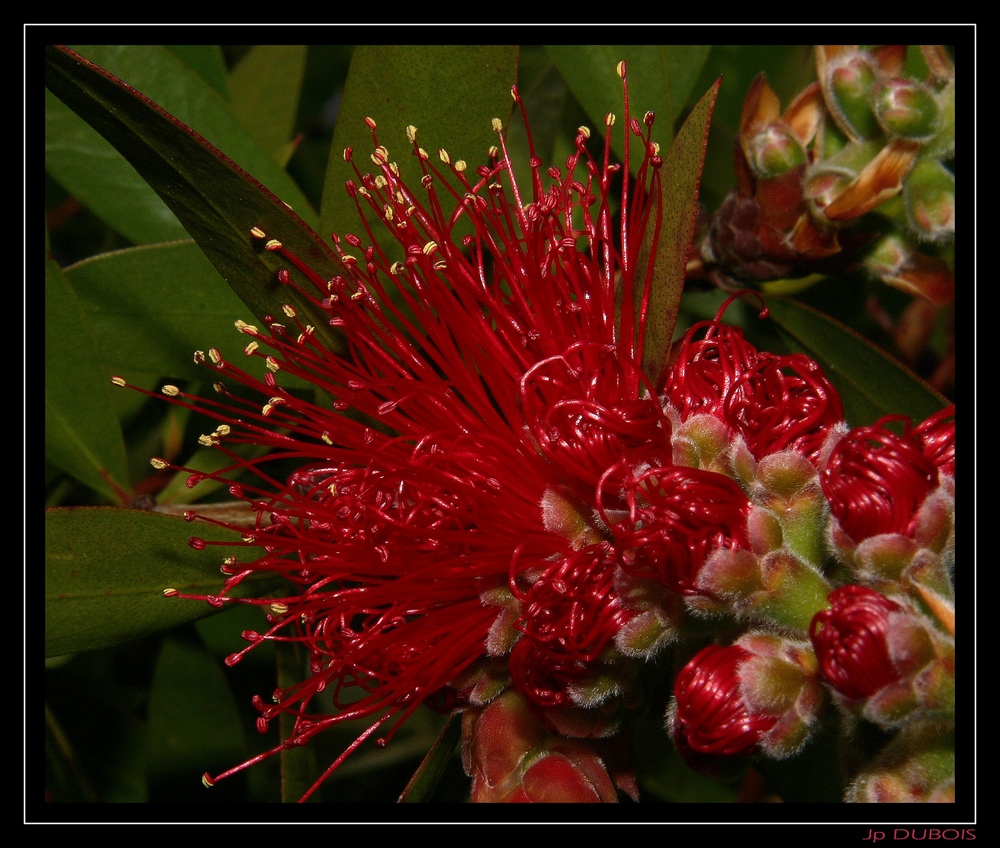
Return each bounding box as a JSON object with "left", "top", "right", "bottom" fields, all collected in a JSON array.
[
  {"left": 820, "top": 412, "right": 946, "bottom": 543},
  {"left": 809, "top": 585, "right": 904, "bottom": 700},
  {"left": 670, "top": 644, "right": 778, "bottom": 759},
  {"left": 115, "top": 65, "right": 676, "bottom": 801},
  {"left": 602, "top": 465, "right": 751, "bottom": 596},
  {"left": 662, "top": 306, "right": 845, "bottom": 463}
]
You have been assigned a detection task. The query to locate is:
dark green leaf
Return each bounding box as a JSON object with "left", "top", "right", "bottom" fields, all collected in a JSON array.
[
  {"left": 228, "top": 45, "right": 307, "bottom": 166},
  {"left": 321, "top": 45, "right": 520, "bottom": 255},
  {"left": 639, "top": 78, "right": 721, "bottom": 383},
  {"left": 397, "top": 714, "right": 461, "bottom": 802},
  {"left": 544, "top": 46, "right": 713, "bottom": 153},
  {"left": 44, "top": 44, "right": 346, "bottom": 357},
  {"left": 45, "top": 506, "right": 281, "bottom": 657},
  {"left": 45, "top": 240, "right": 131, "bottom": 502},
  {"left": 66, "top": 240, "right": 264, "bottom": 382},
  {"left": 763, "top": 296, "right": 950, "bottom": 425},
  {"left": 146, "top": 634, "right": 247, "bottom": 796},
  {"left": 276, "top": 641, "right": 320, "bottom": 803}
]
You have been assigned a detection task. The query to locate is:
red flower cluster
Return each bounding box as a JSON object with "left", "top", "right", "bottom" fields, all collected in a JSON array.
[{"left": 116, "top": 62, "right": 955, "bottom": 801}]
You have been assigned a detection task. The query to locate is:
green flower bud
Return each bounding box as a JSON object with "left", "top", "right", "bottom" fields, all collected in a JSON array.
[
  {"left": 747, "top": 123, "right": 808, "bottom": 179},
  {"left": 875, "top": 78, "right": 942, "bottom": 140},
  {"left": 828, "top": 56, "right": 882, "bottom": 140},
  {"left": 904, "top": 158, "right": 955, "bottom": 242},
  {"left": 844, "top": 719, "right": 954, "bottom": 802}
]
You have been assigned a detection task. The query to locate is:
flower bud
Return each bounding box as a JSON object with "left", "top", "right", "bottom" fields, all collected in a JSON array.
[
  {"left": 462, "top": 689, "right": 629, "bottom": 802},
  {"left": 844, "top": 719, "right": 954, "bottom": 802},
  {"left": 668, "top": 635, "right": 823, "bottom": 771},
  {"left": 875, "top": 78, "right": 942, "bottom": 140},
  {"left": 825, "top": 53, "right": 882, "bottom": 140},
  {"left": 746, "top": 123, "right": 808, "bottom": 179},
  {"left": 810, "top": 585, "right": 954, "bottom": 727},
  {"left": 904, "top": 158, "right": 955, "bottom": 242}
]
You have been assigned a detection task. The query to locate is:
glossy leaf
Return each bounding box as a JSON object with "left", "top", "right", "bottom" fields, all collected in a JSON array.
[
  {"left": 763, "top": 295, "right": 949, "bottom": 425},
  {"left": 45, "top": 240, "right": 131, "bottom": 502},
  {"left": 45, "top": 507, "right": 280, "bottom": 658},
  {"left": 44, "top": 44, "right": 346, "bottom": 357},
  {"left": 639, "top": 78, "right": 721, "bottom": 383}
]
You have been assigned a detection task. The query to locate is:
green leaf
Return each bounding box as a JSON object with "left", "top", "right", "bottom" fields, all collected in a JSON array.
[
  {"left": 639, "top": 78, "right": 721, "bottom": 383},
  {"left": 228, "top": 45, "right": 307, "bottom": 166},
  {"left": 66, "top": 240, "right": 264, "bottom": 382},
  {"left": 45, "top": 240, "right": 131, "bottom": 502},
  {"left": 145, "top": 634, "right": 247, "bottom": 797},
  {"left": 544, "top": 46, "right": 713, "bottom": 153},
  {"left": 321, "top": 45, "right": 520, "bottom": 256},
  {"left": 763, "top": 295, "right": 950, "bottom": 425},
  {"left": 44, "top": 44, "right": 346, "bottom": 357},
  {"left": 397, "top": 714, "right": 461, "bottom": 802},
  {"left": 277, "top": 641, "right": 319, "bottom": 803},
  {"left": 45, "top": 506, "right": 281, "bottom": 657}
]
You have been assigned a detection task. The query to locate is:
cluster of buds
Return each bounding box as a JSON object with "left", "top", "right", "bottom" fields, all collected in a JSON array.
[
  {"left": 695, "top": 45, "right": 955, "bottom": 308},
  {"left": 655, "top": 317, "right": 955, "bottom": 799}
]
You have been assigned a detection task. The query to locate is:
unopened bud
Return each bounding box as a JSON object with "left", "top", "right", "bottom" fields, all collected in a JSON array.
[
  {"left": 904, "top": 158, "right": 955, "bottom": 242},
  {"left": 875, "top": 78, "right": 941, "bottom": 141}
]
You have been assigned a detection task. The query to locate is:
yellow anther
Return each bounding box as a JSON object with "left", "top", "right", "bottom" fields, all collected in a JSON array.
[
  {"left": 244, "top": 341, "right": 259, "bottom": 356},
  {"left": 266, "top": 356, "right": 280, "bottom": 372},
  {"left": 282, "top": 304, "right": 297, "bottom": 318},
  {"left": 110, "top": 376, "right": 126, "bottom": 387},
  {"left": 491, "top": 118, "right": 503, "bottom": 132},
  {"left": 364, "top": 116, "right": 377, "bottom": 129},
  {"left": 264, "top": 238, "right": 282, "bottom": 251},
  {"left": 163, "top": 588, "right": 179, "bottom": 597},
  {"left": 202, "top": 774, "right": 215, "bottom": 788},
  {"left": 439, "top": 148, "right": 451, "bottom": 165},
  {"left": 383, "top": 205, "right": 394, "bottom": 222},
  {"left": 417, "top": 147, "right": 429, "bottom": 160},
  {"left": 161, "top": 385, "right": 180, "bottom": 397},
  {"left": 374, "top": 175, "right": 388, "bottom": 189},
  {"left": 150, "top": 458, "right": 168, "bottom": 470},
  {"left": 455, "top": 160, "right": 467, "bottom": 172},
  {"left": 321, "top": 432, "right": 333, "bottom": 445},
  {"left": 216, "top": 424, "right": 231, "bottom": 436},
  {"left": 235, "top": 320, "right": 259, "bottom": 334},
  {"left": 616, "top": 60, "right": 626, "bottom": 79},
  {"left": 350, "top": 289, "right": 365, "bottom": 300},
  {"left": 269, "top": 602, "right": 289, "bottom": 616},
  {"left": 406, "top": 125, "right": 417, "bottom": 143},
  {"left": 422, "top": 241, "right": 438, "bottom": 255},
  {"left": 390, "top": 261, "right": 405, "bottom": 275},
  {"left": 208, "top": 348, "right": 222, "bottom": 364},
  {"left": 198, "top": 434, "right": 216, "bottom": 447},
  {"left": 193, "top": 350, "right": 205, "bottom": 364},
  {"left": 250, "top": 226, "right": 266, "bottom": 239},
  {"left": 371, "top": 145, "right": 389, "bottom": 165},
  {"left": 606, "top": 112, "right": 616, "bottom": 127}
]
